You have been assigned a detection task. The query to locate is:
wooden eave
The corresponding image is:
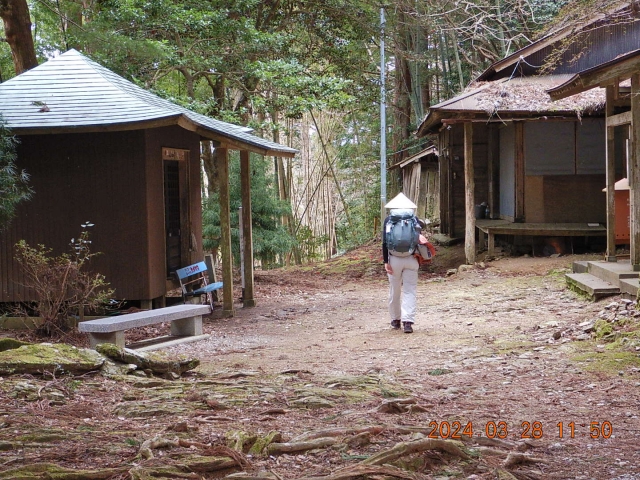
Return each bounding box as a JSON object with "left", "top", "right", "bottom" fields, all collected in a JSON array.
[
  {"left": 7, "top": 115, "right": 182, "bottom": 136},
  {"left": 177, "top": 117, "right": 296, "bottom": 158},
  {"left": 9, "top": 114, "right": 296, "bottom": 157},
  {"left": 388, "top": 145, "right": 438, "bottom": 170},
  {"left": 548, "top": 49, "right": 640, "bottom": 100}
]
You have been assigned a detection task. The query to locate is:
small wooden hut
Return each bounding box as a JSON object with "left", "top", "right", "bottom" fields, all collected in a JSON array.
[
  {"left": 416, "top": 1, "right": 640, "bottom": 262},
  {"left": 388, "top": 145, "right": 439, "bottom": 224},
  {"left": 0, "top": 49, "right": 297, "bottom": 312}
]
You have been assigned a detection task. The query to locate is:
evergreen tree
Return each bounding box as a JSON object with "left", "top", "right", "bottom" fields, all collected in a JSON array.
[
  {"left": 0, "top": 119, "right": 32, "bottom": 229},
  {"left": 202, "top": 152, "right": 296, "bottom": 268}
]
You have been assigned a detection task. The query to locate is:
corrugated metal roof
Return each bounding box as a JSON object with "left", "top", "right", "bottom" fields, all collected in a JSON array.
[
  {"left": 0, "top": 49, "right": 297, "bottom": 157},
  {"left": 477, "top": 1, "right": 636, "bottom": 81},
  {"left": 548, "top": 48, "right": 640, "bottom": 99}
]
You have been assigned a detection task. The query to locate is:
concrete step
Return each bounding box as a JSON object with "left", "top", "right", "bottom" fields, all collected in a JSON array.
[
  {"left": 619, "top": 278, "right": 639, "bottom": 298},
  {"left": 565, "top": 273, "right": 620, "bottom": 300},
  {"left": 587, "top": 261, "right": 638, "bottom": 285},
  {"left": 572, "top": 261, "right": 589, "bottom": 273}
]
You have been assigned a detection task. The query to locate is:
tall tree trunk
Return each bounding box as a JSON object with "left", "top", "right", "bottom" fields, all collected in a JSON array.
[
  {"left": 0, "top": 0, "right": 38, "bottom": 74},
  {"left": 202, "top": 141, "right": 219, "bottom": 198},
  {"left": 392, "top": 8, "right": 412, "bottom": 167}
]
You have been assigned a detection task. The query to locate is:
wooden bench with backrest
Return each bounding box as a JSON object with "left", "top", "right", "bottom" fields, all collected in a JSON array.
[
  {"left": 78, "top": 303, "right": 211, "bottom": 349},
  {"left": 175, "top": 261, "right": 223, "bottom": 310}
]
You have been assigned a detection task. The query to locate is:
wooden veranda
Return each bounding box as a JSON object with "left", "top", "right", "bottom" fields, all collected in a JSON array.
[{"left": 548, "top": 49, "right": 640, "bottom": 270}]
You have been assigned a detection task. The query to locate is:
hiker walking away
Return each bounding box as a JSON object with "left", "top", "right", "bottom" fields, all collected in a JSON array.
[{"left": 383, "top": 193, "right": 423, "bottom": 334}]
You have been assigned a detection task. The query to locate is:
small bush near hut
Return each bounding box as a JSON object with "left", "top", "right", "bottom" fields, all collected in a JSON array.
[{"left": 13, "top": 223, "right": 115, "bottom": 339}]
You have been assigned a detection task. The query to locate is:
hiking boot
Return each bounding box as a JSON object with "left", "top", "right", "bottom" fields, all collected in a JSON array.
[
  {"left": 391, "top": 319, "right": 401, "bottom": 330},
  {"left": 403, "top": 322, "right": 413, "bottom": 333}
]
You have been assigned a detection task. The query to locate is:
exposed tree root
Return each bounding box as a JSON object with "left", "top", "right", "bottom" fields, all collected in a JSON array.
[
  {"left": 266, "top": 437, "right": 338, "bottom": 454},
  {"left": 139, "top": 435, "right": 181, "bottom": 459},
  {"left": 290, "top": 425, "right": 385, "bottom": 442},
  {"left": 362, "top": 437, "right": 471, "bottom": 465},
  {"left": 298, "top": 464, "right": 426, "bottom": 480},
  {"left": 0, "top": 463, "right": 127, "bottom": 479},
  {"left": 502, "top": 452, "right": 548, "bottom": 468}
]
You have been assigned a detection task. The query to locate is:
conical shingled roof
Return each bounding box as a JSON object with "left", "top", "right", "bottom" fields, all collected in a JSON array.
[{"left": 0, "top": 49, "right": 297, "bottom": 157}]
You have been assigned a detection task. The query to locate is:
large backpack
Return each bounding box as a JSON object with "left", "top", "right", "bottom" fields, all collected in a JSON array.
[{"left": 385, "top": 211, "right": 420, "bottom": 257}]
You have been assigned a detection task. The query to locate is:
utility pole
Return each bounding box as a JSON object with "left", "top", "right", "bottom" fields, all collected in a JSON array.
[{"left": 380, "top": 6, "right": 387, "bottom": 226}]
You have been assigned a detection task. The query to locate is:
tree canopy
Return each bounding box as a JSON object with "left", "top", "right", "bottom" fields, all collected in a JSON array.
[{"left": 0, "top": 0, "right": 571, "bottom": 262}]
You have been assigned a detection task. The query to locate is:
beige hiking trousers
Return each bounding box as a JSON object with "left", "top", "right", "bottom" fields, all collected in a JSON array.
[{"left": 387, "top": 254, "right": 419, "bottom": 324}]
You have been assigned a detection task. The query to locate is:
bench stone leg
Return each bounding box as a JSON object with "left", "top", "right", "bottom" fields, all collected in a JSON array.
[
  {"left": 88, "top": 331, "right": 125, "bottom": 349},
  {"left": 488, "top": 233, "right": 495, "bottom": 257},
  {"left": 171, "top": 315, "right": 203, "bottom": 337}
]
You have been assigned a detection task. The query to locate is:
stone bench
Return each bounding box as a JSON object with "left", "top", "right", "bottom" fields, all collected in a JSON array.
[{"left": 78, "top": 304, "right": 211, "bottom": 349}]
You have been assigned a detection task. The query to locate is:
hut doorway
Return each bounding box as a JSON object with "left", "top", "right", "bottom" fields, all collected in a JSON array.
[{"left": 164, "top": 160, "right": 182, "bottom": 276}]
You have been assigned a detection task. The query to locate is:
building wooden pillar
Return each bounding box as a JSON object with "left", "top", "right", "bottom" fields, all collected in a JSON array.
[
  {"left": 487, "top": 125, "right": 499, "bottom": 219},
  {"left": 439, "top": 129, "right": 451, "bottom": 235},
  {"left": 605, "top": 85, "right": 617, "bottom": 262},
  {"left": 631, "top": 74, "right": 640, "bottom": 270},
  {"left": 464, "top": 122, "right": 476, "bottom": 264},
  {"left": 514, "top": 122, "right": 525, "bottom": 222},
  {"left": 240, "top": 150, "right": 256, "bottom": 307},
  {"left": 216, "top": 146, "right": 235, "bottom": 315}
]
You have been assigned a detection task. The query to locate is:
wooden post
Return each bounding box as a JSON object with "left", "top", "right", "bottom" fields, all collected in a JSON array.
[
  {"left": 464, "top": 122, "right": 476, "bottom": 264},
  {"left": 240, "top": 150, "right": 255, "bottom": 307},
  {"left": 605, "top": 85, "right": 617, "bottom": 262},
  {"left": 487, "top": 125, "right": 499, "bottom": 219},
  {"left": 439, "top": 128, "right": 451, "bottom": 235},
  {"left": 631, "top": 74, "right": 640, "bottom": 270},
  {"left": 217, "top": 147, "right": 235, "bottom": 315},
  {"left": 204, "top": 253, "right": 219, "bottom": 302},
  {"left": 514, "top": 122, "right": 525, "bottom": 222}
]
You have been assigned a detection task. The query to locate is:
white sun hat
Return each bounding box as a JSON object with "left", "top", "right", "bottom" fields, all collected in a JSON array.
[{"left": 384, "top": 192, "right": 417, "bottom": 210}]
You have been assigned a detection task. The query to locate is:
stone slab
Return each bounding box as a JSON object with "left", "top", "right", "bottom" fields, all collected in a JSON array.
[
  {"left": 565, "top": 273, "right": 620, "bottom": 299},
  {"left": 78, "top": 304, "right": 211, "bottom": 333}
]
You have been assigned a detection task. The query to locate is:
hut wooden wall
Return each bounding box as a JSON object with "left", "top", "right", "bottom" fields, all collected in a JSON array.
[
  {"left": 446, "top": 123, "right": 489, "bottom": 238},
  {"left": 421, "top": 162, "right": 439, "bottom": 223},
  {"left": 523, "top": 119, "right": 606, "bottom": 223},
  {"left": 0, "top": 126, "right": 201, "bottom": 304},
  {"left": 401, "top": 160, "right": 439, "bottom": 223}
]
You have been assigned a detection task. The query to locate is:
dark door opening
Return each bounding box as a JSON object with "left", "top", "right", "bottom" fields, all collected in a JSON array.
[{"left": 164, "top": 160, "right": 182, "bottom": 277}]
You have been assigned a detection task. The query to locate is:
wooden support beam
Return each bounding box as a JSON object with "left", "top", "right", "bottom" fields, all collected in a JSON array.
[
  {"left": 631, "top": 74, "right": 640, "bottom": 270},
  {"left": 216, "top": 147, "right": 235, "bottom": 315},
  {"left": 487, "top": 125, "right": 499, "bottom": 219},
  {"left": 464, "top": 122, "right": 476, "bottom": 264},
  {"left": 439, "top": 129, "right": 451, "bottom": 235},
  {"left": 606, "top": 111, "right": 632, "bottom": 127},
  {"left": 240, "top": 150, "right": 256, "bottom": 307},
  {"left": 605, "top": 85, "right": 617, "bottom": 262},
  {"left": 514, "top": 122, "right": 525, "bottom": 222}
]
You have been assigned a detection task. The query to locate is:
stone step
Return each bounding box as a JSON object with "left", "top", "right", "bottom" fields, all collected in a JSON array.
[
  {"left": 587, "top": 261, "right": 638, "bottom": 285},
  {"left": 565, "top": 273, "right": 620, "bottom": 300},
  {"left": 619, "top": 277, "right": 640, "bottom": 298},
  {"left": 572, "top": 261, "right": 589, "bottom": 273}
]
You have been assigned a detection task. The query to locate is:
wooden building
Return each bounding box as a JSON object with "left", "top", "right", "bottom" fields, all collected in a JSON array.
[
  {"left": 388, "top": 145, "right": 439, "bottom": 224},
  {"left": 0, "top": 49, "right": 296, "bottom": 311},
  {"left": 549, "top": 49, "right": 640, "bottom": 269},
  {"left": 416, "top": 1, "right": 640, "bottom": 263}
]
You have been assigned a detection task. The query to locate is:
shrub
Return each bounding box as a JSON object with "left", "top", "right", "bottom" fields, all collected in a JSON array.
[{"left": 14, "top": 223, "right": 115, "bottom": 338}]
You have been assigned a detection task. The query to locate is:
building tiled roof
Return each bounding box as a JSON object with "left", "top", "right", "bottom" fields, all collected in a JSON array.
[{"left": 0, "top": 49, "right": 297, "bottom": 157}]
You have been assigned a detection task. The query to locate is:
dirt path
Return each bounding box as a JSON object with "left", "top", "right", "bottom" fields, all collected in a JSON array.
[
  {"left": 2, "top": 246, "right": 639, "bottom": 479},
  {"left": 168, "top": 249, "right": 640, "bottom": 479}
]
